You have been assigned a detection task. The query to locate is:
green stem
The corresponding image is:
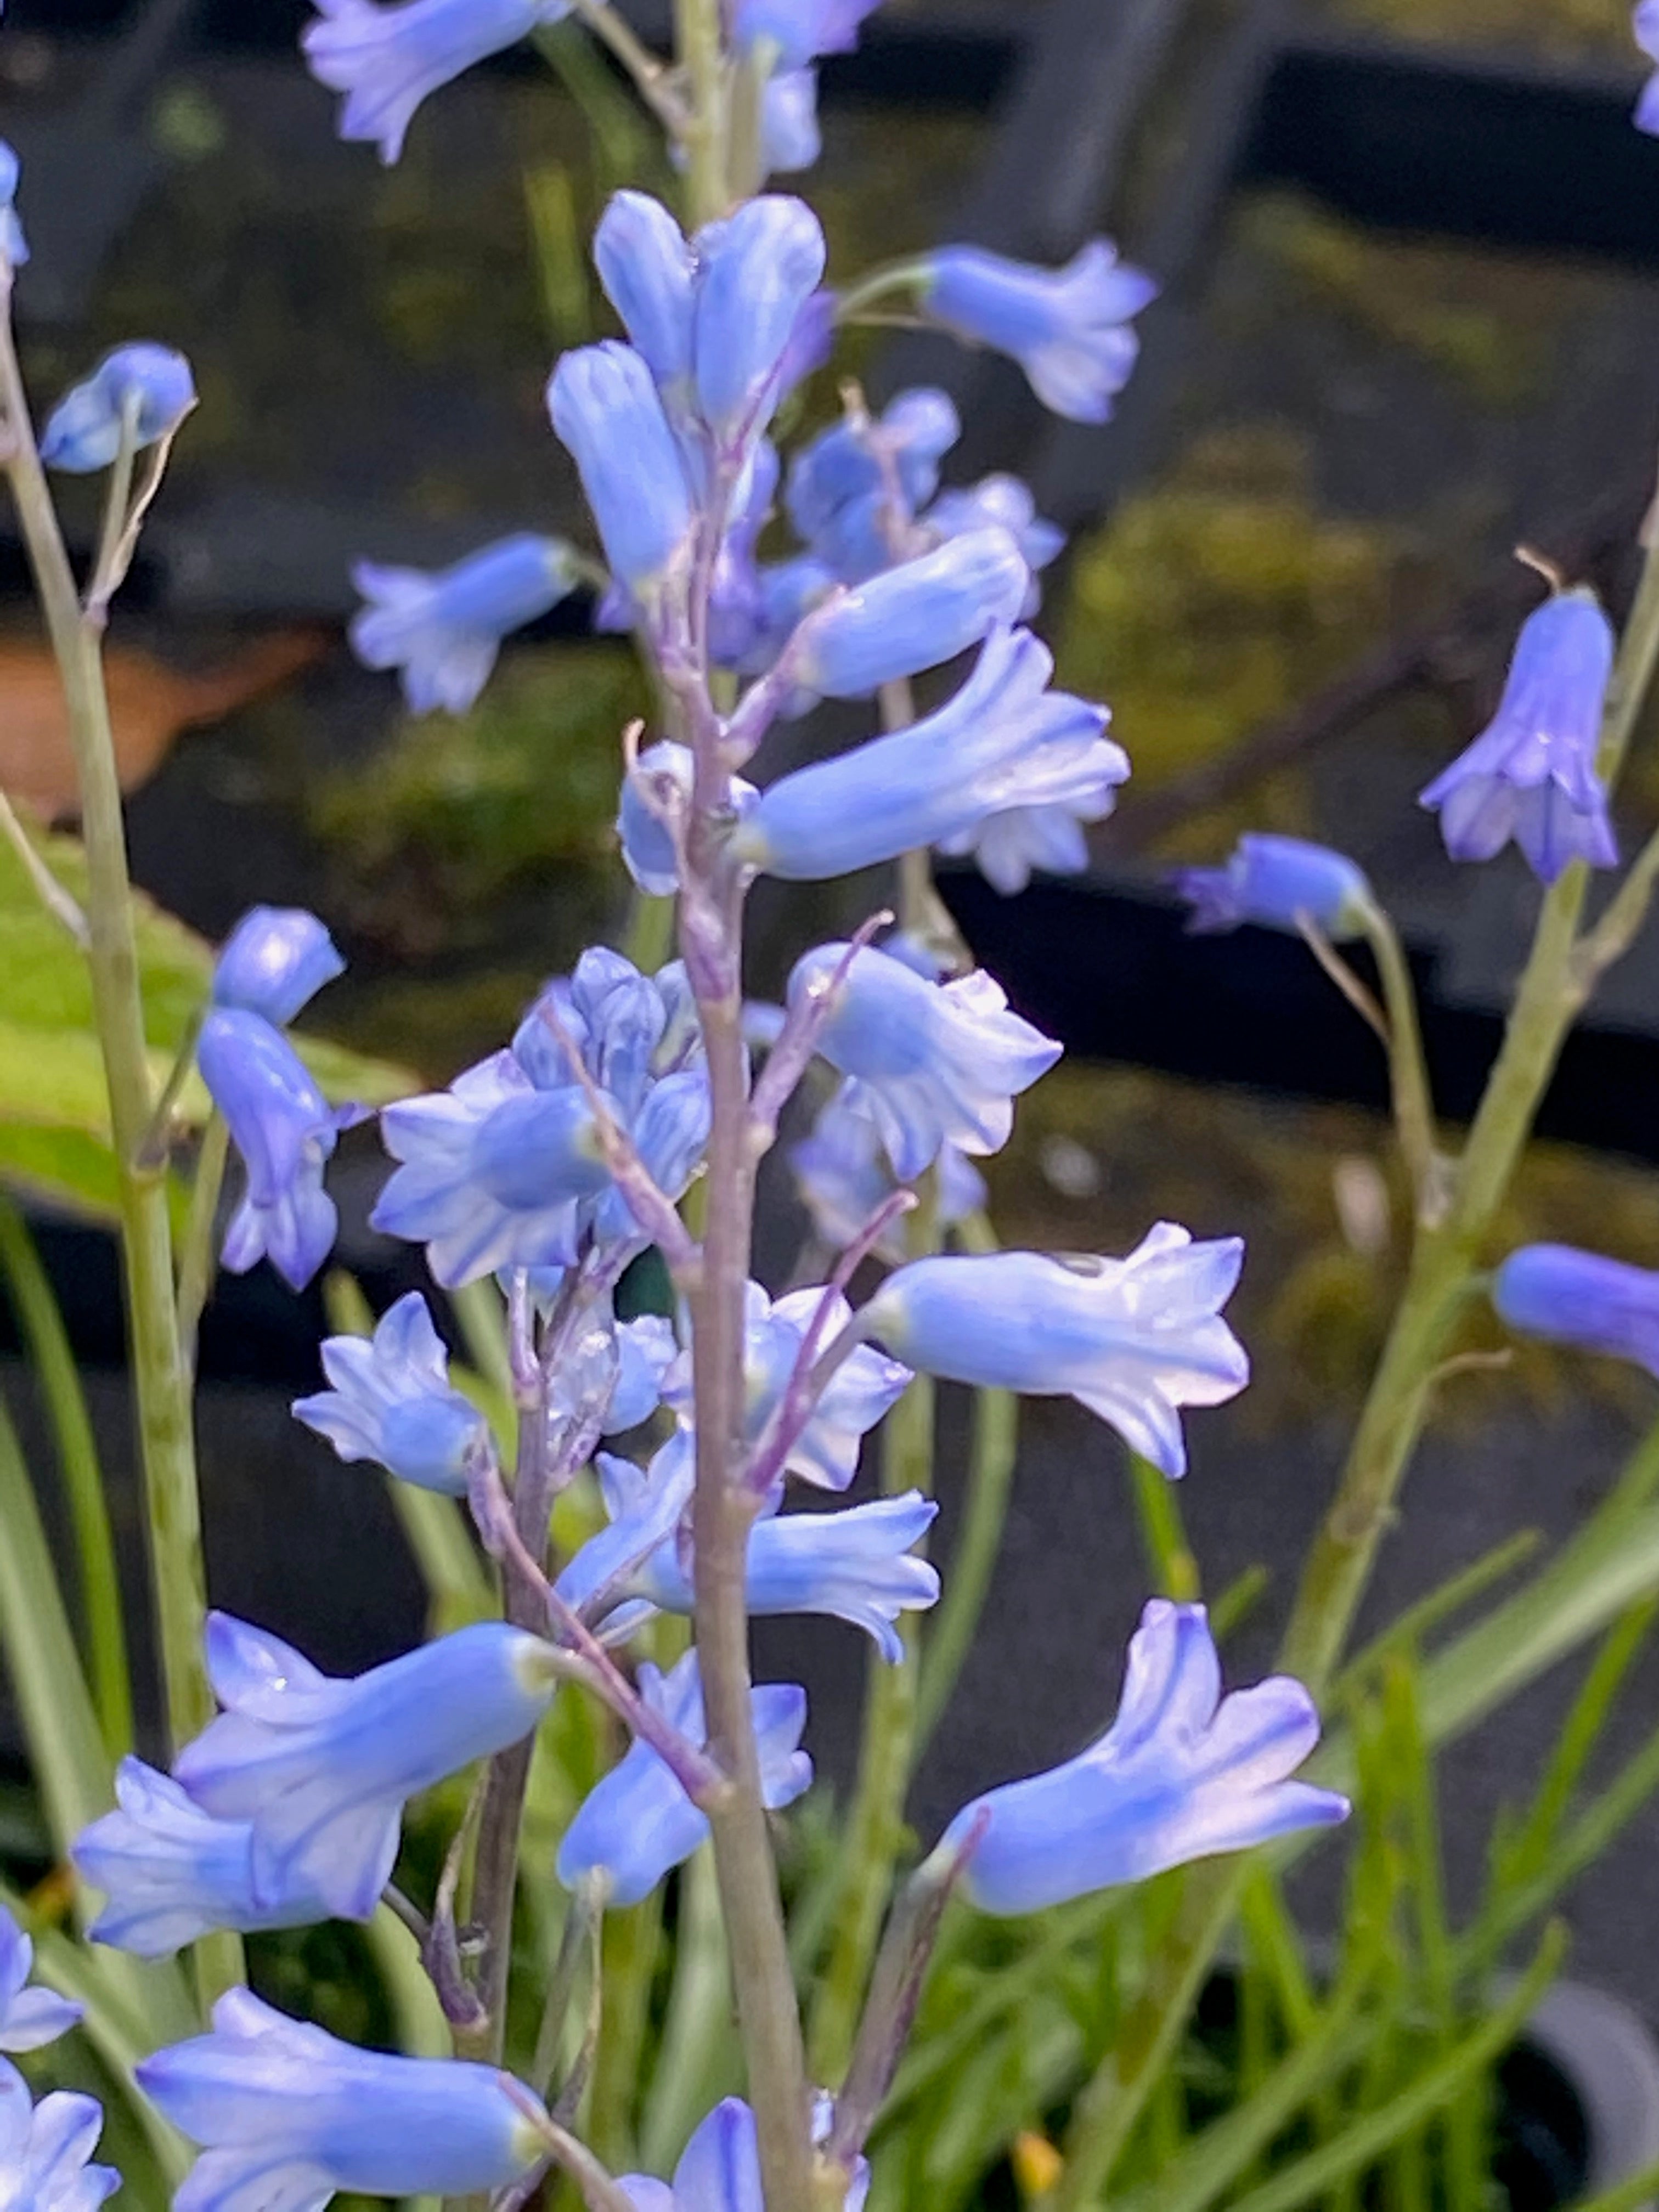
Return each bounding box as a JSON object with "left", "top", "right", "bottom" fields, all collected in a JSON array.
[
  {"left": 0, "top": 1196, "right": 132, "bottom": 1756},
  {"left": 0, "top": 789, "right": 88, "bottom": 945},
  {"left": 809, "top": 1180, "right": 939, "bottom": 2085},
  {"left": 176, "top": 1114, "right": 229, "bottom": 1374},
  {"left": 0, "top": 294, "right": 217, "bottom": 1763},
  {"left": 913, "top": 1370, "right": 1015, "bottom": 1752},
  {"left": 835, "top": 260, "right": 932, "bottom": 323},
  {"left": 673, "top": 0, "right": 727, "bottom": 223},
  {"left": 589, "top": 1892, "right": 662, "bottom": 2170},
  {"left": 1356, "top": 898, "right": 1441, "bottom": 1218}
]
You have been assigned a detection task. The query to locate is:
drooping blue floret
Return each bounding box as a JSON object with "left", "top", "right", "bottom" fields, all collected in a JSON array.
[
  {"left": 138, "top": 1989, "right": 548, "bottom": 2212},
  {"left": 198, "top": 1009, "right": 364, "bottom": 1293},
  {"left": 660, "top": 1279, "right": 913, "bottom": 1491},
  {"left": 760, "top": 69, "right": 821, "bottom": 176},
  {"left": 862, "top": 1227, "right": 1249, "bottom": 1479},
  {"left": 302, "top": 0, "right": 569, "bottom": 163},
  {"left": 1419, "top": 589, "right": 1617, "bottom": 885},
  {"left": 212, "top": 907, "right": 345, "bottom": 1029},
  {"left": 293, "top": 1291, "right": 488, "bottom": 1495},
  {"left": 941, "top": 1601, "right": 1347, "bottom": 1914},
  {"left": 787, "top": 388, "right": 960, "bottom": 581},
  {"left": 349, "top": 533, "right": 580, "bottom": 714},
  {"left": 1492, "top": 1243, "right": 1659, "bottom": 1378},
  {"left": 172, "top": 1616, "right": 562, "bottom": 1920},
  {"left": 40, "top": 344, "right": 196, "bottom": 472},
  {"left": 0, "top": 2059, "right": 119, "bottom": 2212},
  {"left": 788, "top": 943, "right": 1059, "bottom": 1181},
  {"left": 0, "top": 1908, "right": 81, "bottom": 2053},
  {"left": 73, "top": 1759, "right": 332, "bottom": 1958},
  {"left": 922, "top": 239, "right": 1157, "bottom": 424},
  {"left": 733, "top": 628, "right": 1126, "bottom": 882},
  {"left": 791, "top": 1086, "right": 985, "bottom": 1259},
  {"left": 556, "top": 1651, "right": 810, "bottom": 1905},
  {"left": 787, "top": 528, "right": 1030, "bottom": 700},
  {"left": 1172, "top": 834, "right": 1373, "bottom": 940},
  {"left": 548, "top": 342, "right": 696, "bottom": 608}
]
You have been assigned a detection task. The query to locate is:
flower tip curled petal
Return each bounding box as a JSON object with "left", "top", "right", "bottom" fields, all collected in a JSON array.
[
  {"left": 212, "top": 906, "right": 345, "bottom": 1028},
  {"left": 139, "top": 1989, "right": 548, "bottom": 2208},
  {"left": 0, "top": 2064, "right": 120, "bottom": 2212},
  {"left": 923, "top": 237, "right": 1157, "bottom": 424},
  {"left": 947, "top": 1600, "right": 1347, "bottom": 1916},
  {"left": 39, "top": 342, "right": 196, "bottom": 472},
  {"left": 693, "top": 195, "right": 828, "bottom": 444},
  {"left": 789, "top": 943, "right": 1059, "bottom": 1181},
  {"left": 550, "top": 342, "right": 695, "bottom": 603},
  {"left": 1172, "top": 833, "right": 1373, "bottom": 941},
  {"left": 791, "top": 526, "right": 1031, "bottom": 699},
  {"left": 174, "top": 1620, "right": 561, "bottom": 1922},
  {"left": 0, "top": 1907, "right": 82, "bottom": 2053},
  {"left": 1420, "top": 588, "right": 1618, "bottom": 885},
  {"left": 594, "top": 191, "right": 697, "bottom": 391},
  {"left": 302, "top": 0, "right": 566, "bottom": 164},
  {"left": 72, "top": 1758, "right": 332, "bottom": 1957},
  {"left": 862, "top": 1229, "right": 1248, "bottom": 1479},
  {"left": 760, "top": 68, "right": 822, "bottom": 177},
  {"left": 292, "top": 1290, "right": 487, "bottom": 1494},
  {"left": 1492, "top": 1242, "right": 1659, "bottom": 1379},
  {"left": 348, "top": 534, "right": 580, "bottom": 715}
]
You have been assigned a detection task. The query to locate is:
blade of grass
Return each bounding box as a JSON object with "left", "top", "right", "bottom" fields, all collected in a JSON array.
[{"left": 0, "top": 1195, "right": 132, "bottom": 1755}]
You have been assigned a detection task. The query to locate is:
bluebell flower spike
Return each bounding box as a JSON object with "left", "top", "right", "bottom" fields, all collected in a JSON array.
[
  {"left": 1492, "top": 1243, "right": 1659, "bottom": 1377},
  {"left": 941, "top": 1600, "right": 1348, "bottom": 1915},
  {"left": 138, "top": 1989, "right": 549, "bottom": 2212},
  {"left": 1173, "top": 834, "right": 1373, "bottom": 941},
  {"left": 1419, "top": 588, "right": 1618, "bottom": 885},
  {"left": 0, "top": 2060, "right": 119, "bottom": 2212},
  {"left": 349, "top": 534, "right": 580, "bottom": 715},
  {"left": 557, "top": 1651, "right": 811, "bottom": 1905},
  {"left": 199, "top": 1009, "right": 364, "bottom": 1293},
  {"left": 788, "top": 942, "right": 1060, "bottom": 1182},
  {"left": 0, "top": 1908, "right": 81, "bottom": 2052},
  {"left": 172, "top": 1615, "right": 563, "bottom": 1919},
  {"left": 303, "top": 0, "right": 570, "bottom": 163},
  {"left": 921, "top": 239, "right": 1158, "bottom": 424},
  {"left": 862, "top": 1226, "right": 1248, "bottom": 1479},
  {"left": 40, "top": 344, "right": 196, "bottom": 473},
  {"left": 212, "top": 907, "right": 345, "bottom": 1028},
  {"left": 293, "top": 1291, "right": 488, "bottom": 1496},
  {"left": 72, "top": 1759, "right": 331, "bottom": 1958},
  {"left": 733, "top": 627, "right": 1127, "bottom": 882}
]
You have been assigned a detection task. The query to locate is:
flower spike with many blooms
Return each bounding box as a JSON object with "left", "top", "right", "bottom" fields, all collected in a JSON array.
[
  {"left": 861, "top": 1227, "right": 1248, "bottom": 1479},
  {"left": 138, "top": 1989, "right": 549, "bottom": 2212},
  {"left": 172, "top": 1615, "right": 564, "bottom": 1918},
  {"left": 939, "top": 1600, "right": 1348, "bottom": 1914}
]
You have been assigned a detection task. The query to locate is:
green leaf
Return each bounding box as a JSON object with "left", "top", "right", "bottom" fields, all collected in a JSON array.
[{"left": 0, "top": 825, "right": 413, "bottom": 1218}]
